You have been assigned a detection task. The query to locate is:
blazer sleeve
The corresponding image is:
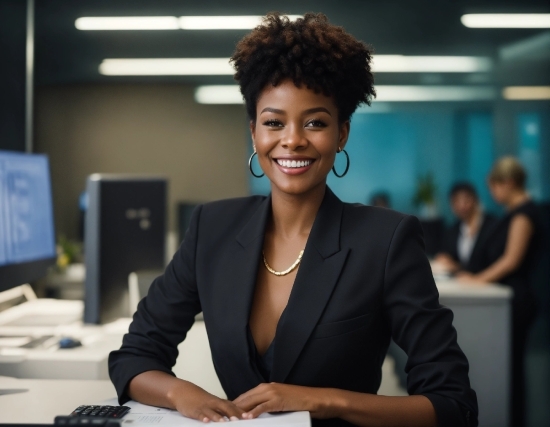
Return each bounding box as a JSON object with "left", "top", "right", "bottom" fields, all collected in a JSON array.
[
  {"left": 383, "top": 215, "right": 478, "bottom": 427},
  {"left": 108, "top": 205, "right": 203, "bottom": 404}
]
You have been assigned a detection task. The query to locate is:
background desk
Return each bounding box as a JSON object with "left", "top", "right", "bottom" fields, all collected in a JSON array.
[
  {"left": 0, "top": 376, "right": 116, "bottom": 423},
  {"left": 437, "top": 279, "right": 512, "bottom": 427}
]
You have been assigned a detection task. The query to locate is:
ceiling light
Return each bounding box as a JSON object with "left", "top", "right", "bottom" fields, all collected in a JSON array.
[
  {"left": 75, "top": 17, "right": 179, "bottom": 30},
  {"left": 372, "top": 55, "right": 492, "bottom": 72},
  {"left": 99, "top": 59, "right": 234, "bottom": 76},
  {"left": 375, "top": 86, "right": 496, "bottom": 101},
  {"left": 194, "top": 85, "right": 496, "bottom": 104},
  {"left": 502, "top": 86, "right": 550, "bottom": 100},
  {"left": 461, "top": 14, "right": 550, "bottom": 28},
  {"left": 76, "top": 15, "right": 302, "bottom": 31},
  {"left": 179, "top": 15, "right": 301, "bottom": 30},
  {"left": 195, "top": 86, "right": 244, "bottom": 104}
]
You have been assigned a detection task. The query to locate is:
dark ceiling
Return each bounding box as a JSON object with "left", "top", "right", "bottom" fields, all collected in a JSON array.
[{"left": 34, "top": 0, "right": 550, "bottom": 87}]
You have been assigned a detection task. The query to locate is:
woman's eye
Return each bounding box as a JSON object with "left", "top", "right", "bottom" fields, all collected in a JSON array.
[
  {"left": 263, "top": 119, "right": 283, "bottom": 127},
  {"left": 306, "top": 119, "right": 327, "bottom": 128}
]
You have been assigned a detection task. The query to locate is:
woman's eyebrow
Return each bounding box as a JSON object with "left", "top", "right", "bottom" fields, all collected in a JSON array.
[
  {"left": 260, "top": 107, "right": 285, "bottom": 115},
  {"left": 260, "top": 107, "right": 332, "bottom": 116},
  {"left": 303, "top": 107, "right": 332, "bottom": 116}
]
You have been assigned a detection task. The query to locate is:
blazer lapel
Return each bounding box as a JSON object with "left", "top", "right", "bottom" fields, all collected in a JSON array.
[
  {"left": 271, "top": 187, "right": 349, "bottom": 383},
  {"left": 219, "top": 195, "right": 272, "bottom": 388}
]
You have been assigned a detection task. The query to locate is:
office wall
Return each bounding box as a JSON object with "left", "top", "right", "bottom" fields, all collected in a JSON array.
[{"left": 34, "top": 84, "right": 249, "bottom": 239}]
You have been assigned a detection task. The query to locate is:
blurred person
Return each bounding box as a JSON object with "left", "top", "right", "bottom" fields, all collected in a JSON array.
[
  {"left": 369, "top": 192, "right": 391, "bottom": 208},
  {"left": 434, "top": 182, "right": 496, "bottom": 274},
  {"left": 110, "top": 13, "right": 478, "bottom": 427},
  {"left": 457, "top": 157, "right": 543, "bottom": 427}
]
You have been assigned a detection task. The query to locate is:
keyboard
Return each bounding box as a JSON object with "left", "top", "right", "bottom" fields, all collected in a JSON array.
[{"left": 70, "top": 405, "right": 130, "bottom": 419}]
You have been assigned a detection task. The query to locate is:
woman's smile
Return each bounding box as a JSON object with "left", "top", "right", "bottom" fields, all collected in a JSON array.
[{"left": 273, "top": 157, "right": 316, "bottom": 175}]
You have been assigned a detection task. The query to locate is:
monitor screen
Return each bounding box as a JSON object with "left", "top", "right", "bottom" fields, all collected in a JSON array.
[{"left": 0, "top": 151, "right": 56, "bottom": 291}]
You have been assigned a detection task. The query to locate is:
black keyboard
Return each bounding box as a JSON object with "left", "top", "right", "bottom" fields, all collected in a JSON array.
[{"left": 70, "top": 405, "right": 130, "bottom": 419}]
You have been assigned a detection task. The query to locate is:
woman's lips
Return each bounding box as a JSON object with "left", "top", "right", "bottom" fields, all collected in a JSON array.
[{"left": 273, "top": 158, "right": 315, "bottom": 175}]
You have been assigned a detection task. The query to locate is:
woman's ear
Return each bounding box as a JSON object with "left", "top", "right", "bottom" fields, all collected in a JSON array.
[
  {"left": 249, "top": 120, "right": 256, "bottom": 146},
  {"left": 338, "top": 120, "right": 351, "bottom": 150}
]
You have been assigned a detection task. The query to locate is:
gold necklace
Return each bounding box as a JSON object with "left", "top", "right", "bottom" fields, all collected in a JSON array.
[{"left": 263, "top": 250, "right": 304, "bottom": 276}]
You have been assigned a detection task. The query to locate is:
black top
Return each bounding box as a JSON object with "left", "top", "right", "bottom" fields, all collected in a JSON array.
[
  {"left": 109, "top": 187, "right": 478, "bottom": 427},
  {"left": 248, "top": 326, "right": 276, "bottom": 382},
  {"left": 441, "top": 214, "right": 497, "bottom": 273},
  {"left": 484, "top": 200, "right": 543, "bottom": 299}
]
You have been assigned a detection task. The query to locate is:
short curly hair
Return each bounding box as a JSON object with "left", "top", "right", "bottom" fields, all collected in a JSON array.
[{"left": 230, "top": 12, "right": 375, "bottom": 122}]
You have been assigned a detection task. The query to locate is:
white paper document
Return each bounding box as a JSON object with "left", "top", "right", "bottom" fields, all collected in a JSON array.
[{"left": 102, "top": 400, "right": 310, "bottom": 427}]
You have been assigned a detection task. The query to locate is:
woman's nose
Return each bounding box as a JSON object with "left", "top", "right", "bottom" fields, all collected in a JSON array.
[{"left": 281, "top": 125, "right": 307, "bottom": 150}]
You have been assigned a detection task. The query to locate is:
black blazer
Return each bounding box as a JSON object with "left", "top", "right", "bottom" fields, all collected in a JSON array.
[
  {"left": 441, "top": 215, "right": 497, "bottom": 273},
  {"left": 109, "top": 187, "right": 478, "bottom": 427}
]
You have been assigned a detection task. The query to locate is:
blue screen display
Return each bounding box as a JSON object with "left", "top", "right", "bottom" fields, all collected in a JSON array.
[{"left": 0, "top": 151, "right": 56, "bottom": 266}]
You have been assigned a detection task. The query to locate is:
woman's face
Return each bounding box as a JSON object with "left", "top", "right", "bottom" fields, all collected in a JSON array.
[
  {"left": 489, "top": 180, "right": 512, "bottom": 204},
  {"left": 250, "top": 79, "right": 349, "bottom": 197}
]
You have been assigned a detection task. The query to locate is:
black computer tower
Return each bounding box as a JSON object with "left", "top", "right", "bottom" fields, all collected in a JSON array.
[{"left": 84, "top": 175, "right": 167, "bottom": 324}]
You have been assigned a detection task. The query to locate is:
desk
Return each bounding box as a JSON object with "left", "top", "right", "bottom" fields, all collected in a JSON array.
[
  {"left": 0, "top": 376, "right": 116, "bottom": 423},
  {"left": 437, "top": 279, "right": 512, "bottom": 427}
]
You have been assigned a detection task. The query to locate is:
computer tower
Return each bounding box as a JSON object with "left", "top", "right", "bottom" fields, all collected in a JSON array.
[{"left": 84, "top": 175, "right": 167, "bottom": 324}]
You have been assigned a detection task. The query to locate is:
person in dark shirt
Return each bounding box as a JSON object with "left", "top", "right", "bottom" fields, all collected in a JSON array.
[
  {"left": 435, "top": 182, "right": 496, "bottom": 274},
  {"left": 457, "top": 157, "right": 543, "bottom": 427}
]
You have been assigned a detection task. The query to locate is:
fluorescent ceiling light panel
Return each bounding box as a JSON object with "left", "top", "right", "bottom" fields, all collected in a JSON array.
[
  {"left": 195, "top": 86, "right": 244, "bottom": 104},
  {"left": 98, "top": 55, "right": 491, "bottom": 76},
  {"left": 76, "top": 15, "right": 302, "bottom": 31},
  {"left": 75, "top": 17, "right": 179, "bottom": 30},
  {"left": 99, "top": 58, "right": 233, "bottom": 76},
  {"left": 372, "top": 55, "right": 492, "bottom": 72},
  {"left": 502, "top": 86, "right": 550, "bottom": 100},
  {"left": 461, "top": 14, "right": 550, "bottom": 28},
  {"left": 375, "top": 86, "right": 496, "bottom": 101},
  {"left": 179, "top": 15, "right": 301, "bottom": 30},
  {"left": 194, "top": 85, "right": 496, "bottom": 104}
]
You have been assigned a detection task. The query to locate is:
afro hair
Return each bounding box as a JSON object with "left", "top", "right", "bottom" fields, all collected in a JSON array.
[{"left": 231, "top": 12, "right": 376, "bottom": 122}]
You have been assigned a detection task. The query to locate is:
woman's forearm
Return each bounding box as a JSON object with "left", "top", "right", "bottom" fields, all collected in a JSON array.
[
  {"left": 475, "top": 255, "right": 517, "bottom": 283},
  {"left": 317, "top": 389, "right": 437, "bottom": 427},
  {"left": 128, "top": 370, "right": 193, "bottom": 409}
]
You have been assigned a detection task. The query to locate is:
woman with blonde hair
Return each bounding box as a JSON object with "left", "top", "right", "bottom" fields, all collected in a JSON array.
[{"left": 458, "top": 156, "right": 543, "bottom": 427}]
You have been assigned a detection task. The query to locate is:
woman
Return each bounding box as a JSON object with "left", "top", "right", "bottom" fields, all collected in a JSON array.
[
  {"left": 457, "top": 157, "right": 542, "bottom": 427},
  {"left": 109, "top": 14, "right": 477, "bottom": 427}
]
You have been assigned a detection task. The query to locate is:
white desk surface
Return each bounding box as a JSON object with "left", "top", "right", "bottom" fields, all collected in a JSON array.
[
  {"left": 435, "top": 278, "right": 512, "bottom": 299},
  {"left": 0, "top": 375, "right": 116, "bottom": 423}
]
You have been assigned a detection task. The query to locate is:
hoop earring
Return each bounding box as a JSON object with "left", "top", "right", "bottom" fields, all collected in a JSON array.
[
  {"left": 248, "top": 152, "right": 265, "bottom": 178},
  {"left": 332, "top": 149, "right": 350, "bottom": 178}
]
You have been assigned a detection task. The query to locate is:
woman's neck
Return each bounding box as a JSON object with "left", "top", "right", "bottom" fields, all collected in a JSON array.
[
  {"left": 269, "top": 183, "right": 326, "bottom": 240},
  {"left": 505, "top": 190, "right": 529, "bottom": 211}
]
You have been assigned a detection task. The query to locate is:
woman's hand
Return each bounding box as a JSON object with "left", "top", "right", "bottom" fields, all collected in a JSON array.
[
  {"left": 168, "top": 380, "right": 243, "bottom": 423},
  {"left": 232, "top": 382, "right": 336, "bottom": 420},
  {"left": 455, "top": 271, "right": 485, "bottom": 284},
  {"left": 128, "top": 371, "right": 242, "bottom": 423}
]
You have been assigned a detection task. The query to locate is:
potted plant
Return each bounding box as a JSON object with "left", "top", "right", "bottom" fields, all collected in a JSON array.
[{"left": 412, "top": 172, "right": 438, "bottom": 218}]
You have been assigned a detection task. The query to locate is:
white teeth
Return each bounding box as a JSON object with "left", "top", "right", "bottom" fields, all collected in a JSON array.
[{"left": 277, "top": 159, "right": 312, "bottom": 168}]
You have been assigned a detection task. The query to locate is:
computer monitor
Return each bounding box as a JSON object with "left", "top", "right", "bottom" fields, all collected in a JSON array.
[
  {"left": 83, "top": 175, "right": 167, "bottom": 324},
  {"left": 0, "top": 150, "right": 57, "bottom": 293}
]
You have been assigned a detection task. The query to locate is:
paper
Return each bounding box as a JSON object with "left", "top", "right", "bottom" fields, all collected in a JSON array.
[{"left": 114, "top": 400, "right": 310, "bottom": 426}]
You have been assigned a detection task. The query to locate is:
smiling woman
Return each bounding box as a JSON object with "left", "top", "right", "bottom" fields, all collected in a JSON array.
[{"left": 109, "top": 13, "right": 478, "bottom": 427}]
